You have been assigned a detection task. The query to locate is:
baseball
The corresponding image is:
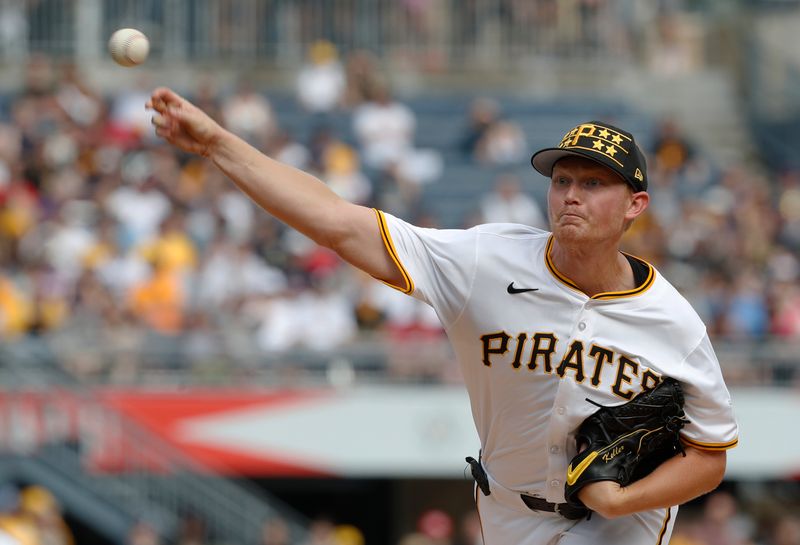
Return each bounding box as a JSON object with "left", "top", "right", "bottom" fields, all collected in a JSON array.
[{"left": 108, "top": 28, "right": 149, "bottom": 67}]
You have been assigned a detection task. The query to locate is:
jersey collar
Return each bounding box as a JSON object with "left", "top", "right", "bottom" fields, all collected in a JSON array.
[{"left": 544, "top": 235, "right": 655, "bottom": 300}]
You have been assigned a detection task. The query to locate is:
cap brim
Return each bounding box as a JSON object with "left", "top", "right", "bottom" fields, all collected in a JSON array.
[{"left": 530, "top": 148, "right": 608, "bottom": 178}]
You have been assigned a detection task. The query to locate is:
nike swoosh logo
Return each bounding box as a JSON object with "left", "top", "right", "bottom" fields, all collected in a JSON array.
[
  {"left": 566, "top": 451, "right": 598, "bottom": 486},
  {"left": 507, "top": 282, "right": 539, "bottom": 294}
]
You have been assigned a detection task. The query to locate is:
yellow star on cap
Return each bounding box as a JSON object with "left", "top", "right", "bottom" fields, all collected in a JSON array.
[
  {"left": 598, "top": 128, "right": 610, "bottom": 139},
  {"left": 611, "top": 134, "right": 623, "bottom": 144},
  {"left": 606, "top": 144, "right": 617, "bottom": 157},
  {"left": 592, "top": 139, "right": 605, "bottom": 150}
]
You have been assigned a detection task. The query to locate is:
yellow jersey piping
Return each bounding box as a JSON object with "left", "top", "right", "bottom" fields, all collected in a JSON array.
[
  {"left": 373, "top": 209, "right": 414, "bottom": 294},
  {"left": 681, "top": 436, "right": 739, "bottom": 451},
  {"left": 655, "top": 507, "right": 672, "bottom": 545},
  {"left": 544, "top": 235, "right": 656, "bottom": 300}
]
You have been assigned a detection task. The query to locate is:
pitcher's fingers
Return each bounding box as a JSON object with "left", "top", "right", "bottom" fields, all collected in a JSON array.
[
  {"left": 166, "top": 104, "right": 192, "bottom": 123},
  {"left": 151, "top": 87, "right": 185, "bottom": 107},
  {"left": 151, "top": 113, "right": 168, "bottom": 128},
  {"left": 147, "top": 97, "right": 170, "bottom": 114}
]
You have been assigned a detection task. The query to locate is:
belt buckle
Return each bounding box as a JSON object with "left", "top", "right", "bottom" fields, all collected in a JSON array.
[{"left": 553, "top": 503, "right": 565, "bottom": 517}]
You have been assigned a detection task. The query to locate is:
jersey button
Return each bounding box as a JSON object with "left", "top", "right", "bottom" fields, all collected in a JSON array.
[
  {"left": 550, "top": 480, "right": 560, "bottom": 487},
  {"left": 557, "top": 407, "right": 566, "bottom": 415},
  {"left": 578, "top": 321, "right": 587, "bottom": 331},
  {"left": 550, "top": 446, "right": 559, "bottom": 454}
]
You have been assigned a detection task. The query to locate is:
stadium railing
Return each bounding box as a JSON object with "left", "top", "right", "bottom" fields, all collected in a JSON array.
[
  {"left": 0, "top": 341, "right": 309, "bottom": 544},
  {"left": 5, "top": 0, "right": 713, "bottom": 69}
]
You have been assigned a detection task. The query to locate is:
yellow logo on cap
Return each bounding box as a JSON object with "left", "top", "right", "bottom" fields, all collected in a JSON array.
[
  {"left": 634, "top": 168, "right": 644, "bottom": 182},
  {"left": 558, "top": 123, "right": 632, "bottom": 168}
]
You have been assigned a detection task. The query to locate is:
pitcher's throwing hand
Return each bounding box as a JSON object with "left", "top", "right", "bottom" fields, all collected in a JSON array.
[{"left": 147, "top": 87, "right": 222, "bottom": 157}]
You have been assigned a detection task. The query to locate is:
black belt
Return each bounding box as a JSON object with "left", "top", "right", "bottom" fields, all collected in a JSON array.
[
  {"left": 466, "top": 456, "right": 588, "bottom": 521},
  {"left": 519, "top": 494, "right": 588, "bottom": 520}
]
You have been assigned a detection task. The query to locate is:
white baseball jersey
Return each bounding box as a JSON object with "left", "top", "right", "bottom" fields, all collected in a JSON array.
[{"left": 374, "top": 210, "right": 738, "bottom": 543}]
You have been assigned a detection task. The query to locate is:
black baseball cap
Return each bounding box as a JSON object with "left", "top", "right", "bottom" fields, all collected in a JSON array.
[{"left": 530, "top": 121, "right": 648, "bottom": 192}]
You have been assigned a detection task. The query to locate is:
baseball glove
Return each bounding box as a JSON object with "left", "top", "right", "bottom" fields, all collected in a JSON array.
[{"left": 564, "top": 378, "right": 690, "bottom": 509}]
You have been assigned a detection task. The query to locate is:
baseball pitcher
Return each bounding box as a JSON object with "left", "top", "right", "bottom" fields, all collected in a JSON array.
[{"left": 149, "top": 89, "right": 738, "bottom": 545}]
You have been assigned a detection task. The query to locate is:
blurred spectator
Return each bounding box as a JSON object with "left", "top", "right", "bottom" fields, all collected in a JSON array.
[
  {"left": 250, "top": 271, "right": 357, "bottom": 352},
  {"left": 54, "top": 64, "right": 104, "bottom": 130},
  {"left": 459, "top": 98, "right": 527, "bottom": 165},
  {"left": 691, "top": 491, "right": 754, "bottom": 545},
  {"left": 416, "top": 510, "right": 454, "bottom": 545},
  {"left": 453, "top": 511, "right": 481, "bottom": 545},
  {"left": 320, "top": 141, "right": 371, "bottom": 205},
  {"left": 0, "top": 176, "right": 38, "bottom": 262},
  {"left": 646, "top": 12, "right": 704, "bottom": 76},
  {"left": 81, "top": 217, "right": 119, "bottom": 271},
  {"left": 268, "top": 130, "right": 311, "bottom": 171},
  {"left": 260, "top": 516, "right": 292, "bottom": 545},
  {"left": 40, "top": 203, "right": 96, "bottom": 284},
  {"left": 176, "top": 512, "right": 207, "bottom": 545},
  {"left": 18, "top": 485, "right": 73, "bottom": 545},
  {"left": 22, "top": 261, "right": 69, "bottom": 335},
  {"left": 352, "top": 82, "right": 416, "bottom": 171},
  {"left": 0, "top": 273, "right": 31, "bottom": 338},
  {"left": 137, "top": 210, "right": 198, "bottom": 275},
  {"left": 22, "top": 53, "right": 55, "bottom": 98},
  {"left": 362, "top": 280, "right": 449, "bottom": 381},
  {"left": 343, "top": 50, "right": 381, "bottom": 108},
  {"left": 767, "top": 515, "right": 800, "bottom": 545},
  {"left": 333, "top": 525, "right": 364, "bottom": 545},
  {"left": 459, "top": 98, "right": 499, "bottom": 159},
  {"left": 479, "top": 173, "right": 546, "bottom": 228},
  {"left": 475, "top": 119, "right": 527, "bottom": 166},
  {"left": 722, "top": 270, "right": 769, "bottom": 340},
  {"left": 300, "top": 517, "right": 336, "bottom": 545},
  {"left": 190, "top": 77, "right": 224, "bottom": 126},
  {"left": 307, "top": 126, "right": 338, "bottom": 173},
  {"left": 0, "top": 1, "right": 26, "bottom": 61},
  {"left": 0, "top": 485, "right": 38, "bottom": 545},
  {"left": 388, "top": 148, "right": 443, "bottom": 204},
  {"left": 777, "top": 171, "right": 800, "bottom": 250},
  {"left": 127, "top": 256, "right": 186, "bottom": 335},
  {"left": 651, "top": 119, "right": 694, "bottom": 176},
  {"left": 93, "top": 224, "right": 151, "bottom": 300},
  {"left": 771, "top": 282, "right": 800, "bottom": 338},
  {"left": 296, "top": 41, "right": 346, "bottom": 114},
  {"left": 194, "top": 236, "right": 287, "bottom": 310},
  {"left": 250, "top": 215, "right": 293, "bottom": 271},
  {"left": 127, "top": 521, "right": 161, "bottom": 545},
  {"left": 668, "top": 516, "right": 705, "bottom": 545},
  {"left": 110, "top": 76, "right": 155, "bottom": 142},
  {"left": 104, "top": 167, "right": 172, "bottom": 249},
  {"left": 221, "top": 79, "right": 276, "bottom": 146},
  {"left": 217, "top": 178, "right": 257, "bottom": 244}
]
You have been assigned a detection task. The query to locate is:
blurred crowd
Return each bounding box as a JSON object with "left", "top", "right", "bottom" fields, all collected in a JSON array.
[
  {"left": 2, "top": 482, "right": 798, "bottom": 545},
  {"left": 0, "top": 40, "right": 799, "bottom": 386},
  {"left": 0, "top": 48, "right": 452, "bottom": 384}
]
